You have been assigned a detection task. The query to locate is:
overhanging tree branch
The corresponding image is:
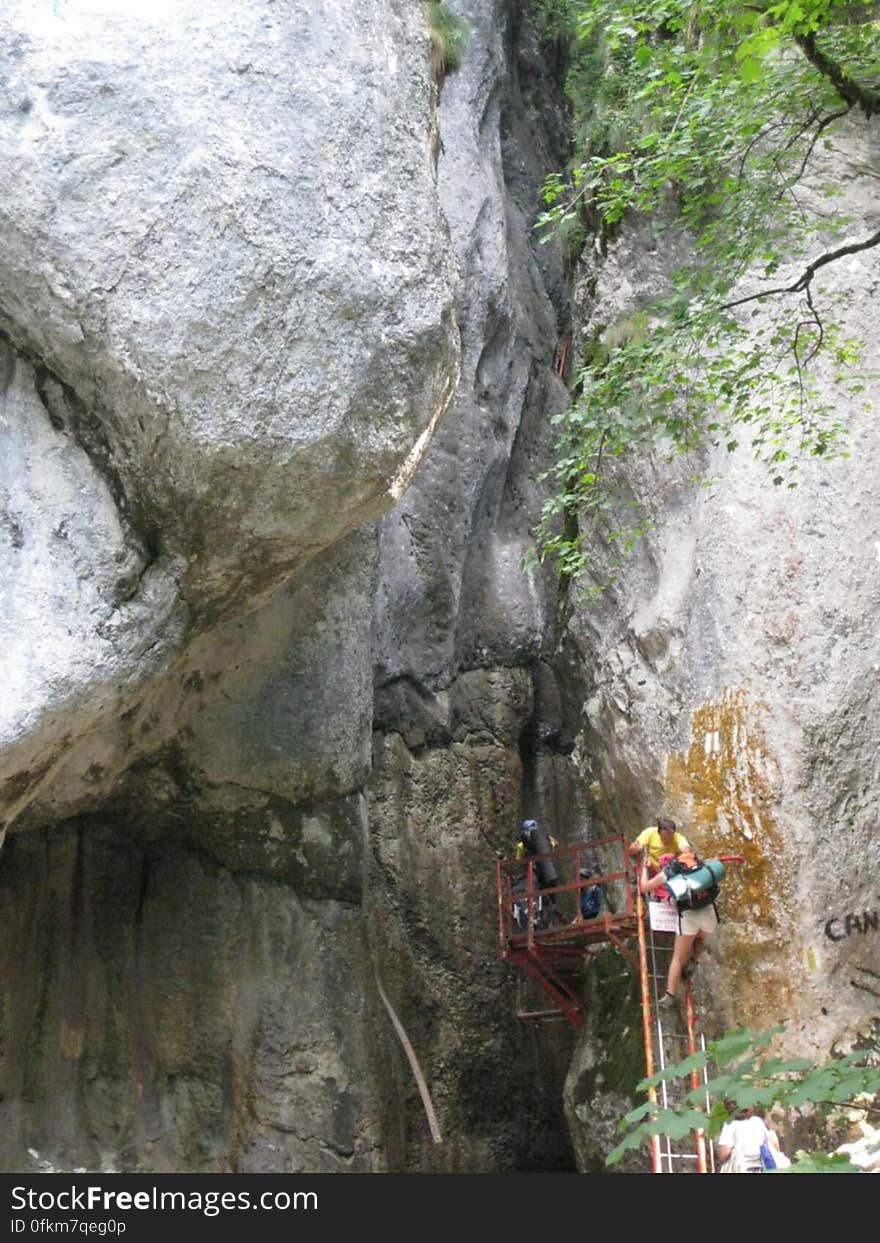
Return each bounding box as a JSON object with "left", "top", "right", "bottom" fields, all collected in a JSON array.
[
  {"left": 720, "top": 225, "right": 880, "bottom": 310},
  {"left": 534, "top": 1, "right": 880, "bottom": 585},
  {"left": 795, "top": 30, "right": 880, "bottom": 116},
  {"left": 790, "top": 106, "right": 852, "bottom": 183}
]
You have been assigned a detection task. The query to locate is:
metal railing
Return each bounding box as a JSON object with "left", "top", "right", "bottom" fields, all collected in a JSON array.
[{"left": 496, "top": 833, "right": 637, "bottom": 954}]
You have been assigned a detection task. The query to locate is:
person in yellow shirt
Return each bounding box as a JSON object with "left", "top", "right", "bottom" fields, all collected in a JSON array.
[
  {"left": 514, "top": 819, "right": 558, "bottom": 861},
  {"left": 627, "top": 818, "right": 689, "bottom": 871}
]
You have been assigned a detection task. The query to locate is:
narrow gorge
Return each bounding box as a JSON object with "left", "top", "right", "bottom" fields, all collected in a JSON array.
[{"left": 0, "top": 0, "right": 877, "bottom": 1175}]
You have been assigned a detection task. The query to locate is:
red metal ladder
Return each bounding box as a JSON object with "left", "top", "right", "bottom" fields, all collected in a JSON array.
[{"left": 636, "top": 886, "right": 716, "bottom": 1173}]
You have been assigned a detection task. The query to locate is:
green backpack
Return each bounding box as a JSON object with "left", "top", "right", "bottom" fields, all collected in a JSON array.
[{"left": 664, "top": 855, "right": 725, "bottom": 912}]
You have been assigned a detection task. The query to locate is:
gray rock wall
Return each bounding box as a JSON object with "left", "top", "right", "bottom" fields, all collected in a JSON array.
[
  {"left": 0, "top": 0, "right": 459, "bottom": 828},
  {"left": 0, "top": 0, "right": 460, "bottom": 1172},
  {"left": 0, "top": 821, "right": 380, "bottom": 1173},
  {"left": 0, "top": 528, "right": 395, "bottom": 1173},
  {"left": 12, "top": 0, "right": 873, "bottom": 1178},
  {"left": 370, "top": 0, "right": 584, "bottom": 1173},
  {"left": 0, "top": 337, "right": 184, "bottom": 826},
  {"left": 0, "top": 1, "right": 584, "bottom": 1173},
  {"left": 563, "top": 117, "right": 880, "bottom": 1167}
]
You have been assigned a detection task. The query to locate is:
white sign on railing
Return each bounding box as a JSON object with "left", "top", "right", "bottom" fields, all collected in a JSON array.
[{"left": 648, "top": 899, "right": 680, "bottom": 933}]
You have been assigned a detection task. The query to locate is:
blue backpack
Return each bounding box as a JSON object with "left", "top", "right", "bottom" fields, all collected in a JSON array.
[
  {"left": 579, "top": 867, "right": 602, "bottom": 919},
  {"left": 580, "top": 885, "right": 601, "bottom": 920}
]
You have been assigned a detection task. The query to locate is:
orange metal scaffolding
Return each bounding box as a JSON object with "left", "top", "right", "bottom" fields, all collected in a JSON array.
[{"left": 497, "top": 837, "right": 744, "bottom": 1172}]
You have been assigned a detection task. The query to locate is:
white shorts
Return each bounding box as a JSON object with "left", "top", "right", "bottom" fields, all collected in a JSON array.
[{"left": 679, "top": 905, "right": 718, "bottom": 937}]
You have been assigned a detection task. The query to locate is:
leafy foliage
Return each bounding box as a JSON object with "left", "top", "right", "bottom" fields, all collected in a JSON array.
[
  {"left": 607, "top": 1023, "right": 880, "bottom": 1170},
  {"left": 532, "top": 1, "right": 880, "bottom": 585},
  {"left": 426, "top": 1, "right": 469, "bottom": 77}
]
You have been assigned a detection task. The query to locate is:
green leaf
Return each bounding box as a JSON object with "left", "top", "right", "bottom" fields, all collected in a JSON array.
[
  {"left": 605, "top": 1009, "right": 880, "bottom": 1167},
  {"left": 534, "top": 0, "right": 871, "bottom": 591}
]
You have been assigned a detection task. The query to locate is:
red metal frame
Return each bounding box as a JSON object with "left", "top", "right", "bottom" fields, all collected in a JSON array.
[
  {"left": 497, "top": 834, "right": 638, "bottom": 1028},
  {"left": 636, "top": 884, "right": 663, "bottom": 1173},
  {"left": 497, "top": 833, "right": 637, "bottom": 947},
  {"left": 639, "top": 855, "right": 747, "bottom": 1172},
  {"left": 684, "top": 983, "right": 709, "bottom": 1173},
  {"left": 498, "top": 838, "right": 747, "bottom": 1172}
]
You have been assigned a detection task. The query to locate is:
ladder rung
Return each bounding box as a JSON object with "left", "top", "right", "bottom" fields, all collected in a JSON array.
[{"left": 516, "top": 1009, "right": 570, "bottom": 1021}]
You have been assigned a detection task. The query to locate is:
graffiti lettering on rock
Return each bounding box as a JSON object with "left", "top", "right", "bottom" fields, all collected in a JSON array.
[{"left": 824, "top": 908, "right": 880, "bottom": 942}]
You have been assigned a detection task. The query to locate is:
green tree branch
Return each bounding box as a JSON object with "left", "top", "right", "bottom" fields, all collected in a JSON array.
[
  {"left": 606, "top": 1023, "right": 880, "bottom": 1171},
  {"left": 531, "top": 0, "right": 880, "bottom": 587}
]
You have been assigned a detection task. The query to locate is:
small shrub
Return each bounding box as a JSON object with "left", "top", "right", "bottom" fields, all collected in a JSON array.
[{"left": 426, "top": 1, "right": 468, "bottom": 78}]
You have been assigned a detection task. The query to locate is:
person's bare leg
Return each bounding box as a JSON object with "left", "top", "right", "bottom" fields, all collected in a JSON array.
[
  {"left": 666, "top": 933, "right": 697, "bottom": 997},
  {"left": 682, "top": 931, "right": 707, "bottom": 976}
]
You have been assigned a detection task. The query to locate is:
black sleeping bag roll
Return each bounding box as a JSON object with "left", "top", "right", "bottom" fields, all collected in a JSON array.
[{"left": 524, "top": 823, "right": 558, "bottom": 888}]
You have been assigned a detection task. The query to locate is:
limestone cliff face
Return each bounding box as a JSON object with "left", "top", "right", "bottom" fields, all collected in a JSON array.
[
  {"left": 562, "top": 119, "right": 880, "bottom": 1168},
  {"left": 0, "top": 0, "right": 459, "bottom": 829},
  {"left": 3, "top": 1, "right": 875, "bottom": 1178},
  {"left": 0, "top": 1, "right": 580, "bottom": 1173},
  {"left": 368, "top": 2, "right": 584, "bottom": 1171},
  {"left": 0, "top": 0, "right": 458, "bottom": 1172}
]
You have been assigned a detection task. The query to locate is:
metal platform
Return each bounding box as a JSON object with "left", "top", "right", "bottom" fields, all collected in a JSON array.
[
  {"left": 497, "top": 834, "right": 639, "bottom": 1027},
  {"left": 496, "top": 833, "right": 744, "bottom": 1171}
]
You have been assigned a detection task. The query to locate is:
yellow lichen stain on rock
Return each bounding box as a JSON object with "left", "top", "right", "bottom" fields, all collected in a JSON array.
[{"left": 664, "top": 688, "right": 798, "bottom": 1026}]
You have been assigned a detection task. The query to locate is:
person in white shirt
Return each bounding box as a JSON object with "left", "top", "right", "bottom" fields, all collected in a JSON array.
[{"left": 717, "top": 1106, "right": 773, "bottom": 1173}]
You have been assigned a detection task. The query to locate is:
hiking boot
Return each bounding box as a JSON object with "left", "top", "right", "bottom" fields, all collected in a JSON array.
[{"left": 657, "top": 992, "right": 677, "bottom": 1011}]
